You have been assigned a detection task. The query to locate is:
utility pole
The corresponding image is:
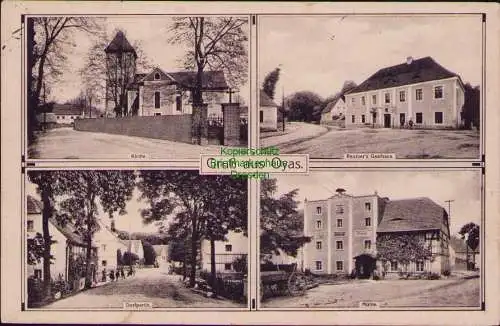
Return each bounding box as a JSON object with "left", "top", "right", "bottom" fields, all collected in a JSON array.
[{"left": 281, "top": 85, "right": 285, "bottom": 131}]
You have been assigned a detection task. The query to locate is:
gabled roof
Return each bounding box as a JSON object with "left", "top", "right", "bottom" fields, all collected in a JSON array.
[
  {"left": 321, "top": 96, "right": 345, "bottom": 114},
  {"left": 27, "top": 195, "right": 42, "bottom": 214},
  {"left": 169, "top": 71, "right": 229, "bottom": 91},
  {"left": 260, "top": 90, "right": 278, "bottom": 107},
  {"left": 347, "top": 56, "right": 460, "bottom": 95},
  {"left": 377, "top": 197, "right": 446, "bottom": 233},
  {"left": 105, "top": 31, "right": 137, "bottom": 56},
  {"left": 136, "top": 69, "right": 229, "bottom": 91},
  {"left": 26, "top": 195, "right": 90, "bottom": 247},
  {"left": 52, "top": 104, "right": 83, "bottom": 116}
]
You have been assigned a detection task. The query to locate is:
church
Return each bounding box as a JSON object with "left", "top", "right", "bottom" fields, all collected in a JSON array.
[{"left": 104, "top": 31, "right": 231, "bottom": 118}]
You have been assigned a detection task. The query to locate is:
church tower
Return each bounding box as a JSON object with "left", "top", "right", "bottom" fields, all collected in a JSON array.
[{"left": 104, "top": 31, "right": 137, "bottom": 117}]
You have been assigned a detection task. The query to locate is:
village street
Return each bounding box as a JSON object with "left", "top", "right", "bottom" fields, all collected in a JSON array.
[
  {"left": 262, "top": 276, "right": 480, "bottom": 308},
  {"left": 260, "top": 122, "right": 480, "bottom": 159},
  {"left": 44, "top": 268, "right": 245, "bottom": 309},
  {"left": 29, "top": 128, "right": 221, "bottom": 160}
]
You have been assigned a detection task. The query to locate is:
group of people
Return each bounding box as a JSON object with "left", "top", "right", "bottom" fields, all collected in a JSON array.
[{"left": 101, "top": 266, "right": 135, "bottom": 283}]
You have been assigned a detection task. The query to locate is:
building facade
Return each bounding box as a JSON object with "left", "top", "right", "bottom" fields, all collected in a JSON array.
[
  {"left": 344, "top": 56, "right": 465, "bottom": 129},
  {"left": 303, "top": 191, "right": 451, "bottom": 277},
  {"left": 104, "top": 31, "right": 230, "bottom": 118},
  {"left": 200, "top": 231, "right": 248, "bottom": 273},
  {"left": 320, "top": 97, "right": 345, "bottom": 124}
]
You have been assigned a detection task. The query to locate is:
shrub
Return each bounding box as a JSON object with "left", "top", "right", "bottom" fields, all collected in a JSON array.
[
  {"left": 442, "top": 270, "right": 451, "bottom": 277},
  {"left": 27, "top": 276, "right": 44, "bottom": 307},
  {"left": 232, "top": 256, "right": 248, "bottom": 274},
  {"left": 51, "top": 274, "right": 70, "bottom": 296}
]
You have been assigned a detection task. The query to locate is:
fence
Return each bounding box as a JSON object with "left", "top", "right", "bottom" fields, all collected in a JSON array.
[{"left": 74, "top": 115, "right": 193, "bottom": 144}]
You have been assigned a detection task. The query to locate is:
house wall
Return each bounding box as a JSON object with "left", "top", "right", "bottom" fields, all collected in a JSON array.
[
  {"left": 141, "top": 81, "right": 178, "bottom": 116},
  {"left": 260, "top": 106, "right": 278, "bottom": 130},
  {"left": 74, "top": 115, "right": 193, "bottom": 144},
  {"left": 331, "top": 99, "right": 346, "bottom": 117},
  {"left": 26, "top": 212, "right": 68, "bottom": 281},
  {"left": 93, "top": 224, "right": 128, "bottom": 273},
  {"left": 201, "top": 232, "right": 247, "bottom": 273},
  {"left": 345, "top": 77, "right": 464, "bottom": 129},
  {"left": 303, "top": 199, "right": 329, "bottom": 274}
]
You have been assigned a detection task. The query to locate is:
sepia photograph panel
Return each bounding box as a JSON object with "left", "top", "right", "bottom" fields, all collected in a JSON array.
[
  {"left": 259, "top": 169, "right": 482, "bottom": 309},
  {"left": 26, "top": 16, "right": 249, "bottom": 160},
  {"left": 24, "top": 169, "right": 248, "bottom": 310},
  {"left": 258, "top": 15, "right": 482, "bottom": 160}
]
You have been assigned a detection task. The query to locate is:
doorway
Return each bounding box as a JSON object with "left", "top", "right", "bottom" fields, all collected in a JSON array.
[
  {"left": 400, "top": 113, "right": 405, "bottom": 127},
  {"left": 384, "top": 114, "right": 391, "bottom": 128},
  {"left": 354, "top": 254, "right": 377, "bottom": 279}
]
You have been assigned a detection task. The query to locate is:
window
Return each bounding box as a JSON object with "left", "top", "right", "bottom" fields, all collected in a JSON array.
[
  {"left": 361, "top": 96, "right": 365, "bottom": 105},
  {"left": 154, "top": 91, "right": 160, "bottom": 108},
  {"left": 416, "top": 112, "right": 423, "bottom": 124},
  {"left": 391, "top": 261, "right": 398, "bottom": 271},
  {"left": 365, "top": 218, "right": 371, "bottom": 227},
  {"left": 361, "top": 115, "right": 366, "bottom": 123},
  {"left": 316, "top": 241, "right": 322, "bottom": 250},
  {"left": 399, "top": 90, "right": 406, "bottom": 102},
  {"left": 336, "top": 261, "right": 344, "bottom": 271},
  {"left": 365, "top": 202, "right": 371, "bottom": 211},
  {"left": 336, "top": 240, "right": 343, "bottom": 250},
  {"left": 336, "top": 219, "right": 343, "bottom": 228},
  {"left": 316, "top": 220, "right": 323, "bottom": 229},
  {"left": 225, "top": 244, "right": 232, "bottom": 252},
  {"left": 434, "top": 86, "right": 443, "bottom": 99},
  {"left": 384, "top": 93, "right": 391, "bottom": 104},
  {"left": 57, "top": 116, "right": 60, "bottom": 119},
  {"left": 351, "top": 115, "right": 355, "bottom": 123},
  {"left": 27, "top": 220, "right": 34, "bottom": 232},
  {"left": 351, "top": 98, "right": 355, "bottom": 104},
  {"left": 101, "top": 260, "right": 107, "bottom": 267},
  {"left": 434, "top": 112, "right": 443, "bottom": 124},
  {"left": 315, "top": 261, "right": 323, "bottom": 271},
  {"left": 259, "top": 110, "right": 263, "bottom": 123},
  {"left": 154, "top": 72, "right": 160, "bottom": 80},
  {"left": 34, "top": 269, "right": 42, "bottom": 279},
  {"left": 364, "top": 240, "right": 372, "bottom": 250},
  {"left": 155, "top": 113, "right": 161, "bottom": 116},
  {"left": 416, "top": 261, "right": 424, "bottom": 272},
  {"left": 176, "top": 94, "right": 182, "bottom": 112},
  {"left": 415, "top": 88, "right": 423, "bottom": 101},
  {"left": 316, "top": 206, "right": 322, "bottom": 214},
  {"left": 336, "top": 205, "right": 344, "bottom": 214},
  {"left": 224, "top": 263, "right": 232, "bottom": 271},
  {"left": 372, "top": 94, "right": 377, "bottom": 105}
]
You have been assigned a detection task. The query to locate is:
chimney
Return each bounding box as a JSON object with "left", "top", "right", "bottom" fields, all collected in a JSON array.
[{"left": 406, "top": 56, "right": 413, "bottom": 65}]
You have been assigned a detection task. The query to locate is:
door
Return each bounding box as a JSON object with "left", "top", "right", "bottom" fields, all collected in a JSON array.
[
  {"left": 400, "top": 113, "right": 405, "bottom": 127},
  {"left": 384, "top": 114, "right": 391, "bottom": 128}
]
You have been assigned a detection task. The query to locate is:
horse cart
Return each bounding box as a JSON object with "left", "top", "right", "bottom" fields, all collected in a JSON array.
[{"left": 260, "top": 264, "right": 308, "bottom": 300}]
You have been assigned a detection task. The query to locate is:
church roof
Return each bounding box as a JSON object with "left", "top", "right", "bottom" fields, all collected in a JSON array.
[
  {"left": 132, "top": 69, "right": 229, "bottom": 91},
  {"left": 105, "top": 31, "right": 137, "bottom": 57}
]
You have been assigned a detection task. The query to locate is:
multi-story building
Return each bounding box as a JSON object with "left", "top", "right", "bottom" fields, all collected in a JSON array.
[
  {"left": 303, "top": 190, "right": 451, "bottom": 277},
  {"left": 344, "top": 56, "right": 465, "bottom": 129}
]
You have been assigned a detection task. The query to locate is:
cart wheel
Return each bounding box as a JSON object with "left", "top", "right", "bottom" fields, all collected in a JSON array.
[{"left": 287, "top": 273, "right": 307, "bottom": 296}]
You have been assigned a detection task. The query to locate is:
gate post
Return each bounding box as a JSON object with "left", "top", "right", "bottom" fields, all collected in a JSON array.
[
  {"left": 222, "top": 103, "right": 241, "bottom": 146},
  {"left": 191, "top": 103, "right": 209, "bottom": 145}
]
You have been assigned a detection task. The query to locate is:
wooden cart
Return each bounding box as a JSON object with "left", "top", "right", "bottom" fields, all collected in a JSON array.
[{"left": 260, "top": 264, "right": 307, "bottom": 300}]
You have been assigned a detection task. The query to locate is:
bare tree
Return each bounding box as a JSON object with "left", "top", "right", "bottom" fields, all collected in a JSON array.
[
  {"left": 167, "top": 17, "right": 248, "bottom": 144},
  {"left": 27, "top": 17, "right": 103, "bottom": 143}
]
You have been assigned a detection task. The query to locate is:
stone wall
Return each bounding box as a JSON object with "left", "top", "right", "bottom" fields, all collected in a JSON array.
[{"left": 74, "top": 115, "right": 192, "bottom": 143}]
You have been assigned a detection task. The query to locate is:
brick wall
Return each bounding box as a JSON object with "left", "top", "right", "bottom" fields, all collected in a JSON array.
[{"left": 74, "top": 115, "right": 192, "bottom": 143}]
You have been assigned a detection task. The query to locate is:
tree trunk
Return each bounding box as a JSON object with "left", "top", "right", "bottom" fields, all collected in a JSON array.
[
  {"left": 27, "top": 18, "right": 37, "bottom": 145},
  {"left": 85, "top": 219, "right": 93, "bottom": 289},
  {"left": 210, "top": 238, "right": 217, "bottom": 297},
  {"left": 189, "top": 219, "right": 198, "bottom": 287},
  {"left": 41, "top": 191, "right": 52, "bottom": 299}
]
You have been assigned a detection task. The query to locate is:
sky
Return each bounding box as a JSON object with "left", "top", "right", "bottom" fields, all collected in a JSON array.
[
  {"left": 48, "top": 16, "right": 250, "bottom": 106},
  {"left": 258, "top": 14, "right": 482, "bottom": 100},
  {"left": 26, "top": 176, "right": 163, "bottom": 234},
  {"left": 273, "top": 169, "right": 482, "bottom": 236}
]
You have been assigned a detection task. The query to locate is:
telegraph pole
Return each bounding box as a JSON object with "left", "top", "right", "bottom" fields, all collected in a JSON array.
[{"left": 445, "top": 200, "right": 454, "bottom": 218}]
